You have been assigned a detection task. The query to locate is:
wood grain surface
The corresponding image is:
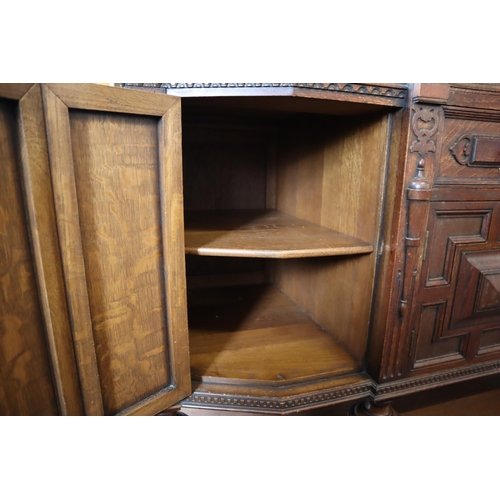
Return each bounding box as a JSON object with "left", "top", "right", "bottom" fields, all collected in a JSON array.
[
  {"left": 43, "top": 86, "right": 105, "bottom": 415},
  {"left": 274, "top": 115, "right": 391, "bottom": 361},
  {"left": 70, "top": 110, "right": 172, "bottom": 414},
  {"left": 18, "top": 85, "right": 83, "bottom": 415},
  {"left": 46, "top": 83, "right": 177, "bottom": 116},
  {"left": 184, "top": 209, "right": 373, "bottom": 258},
  {"left": 0, "top": 97, "right": 58, "bottom": 415},
  {"left": 37, "top": 85, "right": 190, "bottom": 415},
  {"left": 187, "top": 284, "right": 359, "bottom": 385},
  {"left": 0, "top": 83, "right": 33, "bottom": 100}
]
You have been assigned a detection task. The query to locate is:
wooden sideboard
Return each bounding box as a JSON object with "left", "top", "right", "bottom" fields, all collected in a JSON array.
[{"left": 1, "top": 83, "right": 499, "bottom": 415}]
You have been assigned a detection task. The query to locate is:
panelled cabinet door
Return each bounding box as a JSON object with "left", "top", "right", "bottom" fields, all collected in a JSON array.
[{"left": 5, "top": 84, "right": 191, "bottom": 415}]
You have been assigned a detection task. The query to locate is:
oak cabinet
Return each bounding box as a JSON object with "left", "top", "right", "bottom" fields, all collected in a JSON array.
[
  {"left": 366, "top": 83, "right": 500, "bottom": 410},
  {"left": 2, "top": 82, "right": 499, "bottom": 415},
  {"left": 125, "top": 83, "right": 405, "bottom": 413}
]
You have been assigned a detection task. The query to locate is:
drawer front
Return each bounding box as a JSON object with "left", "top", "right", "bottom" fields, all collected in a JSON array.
[{"left": 436, "top": 118, "right": 500, "bottom": 186}]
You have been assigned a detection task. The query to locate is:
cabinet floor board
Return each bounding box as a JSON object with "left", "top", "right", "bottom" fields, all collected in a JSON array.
[{"left": 187, "top": 284, "right": 359, "bottom": 385}]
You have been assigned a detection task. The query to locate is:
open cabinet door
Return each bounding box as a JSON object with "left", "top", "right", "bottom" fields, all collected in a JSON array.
[{"left": 4, "top": 84, "right": 191, "bottom": 415}]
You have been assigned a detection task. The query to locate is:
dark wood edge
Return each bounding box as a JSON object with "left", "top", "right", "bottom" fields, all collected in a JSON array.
[
  {"left": 181, "top": 380, "right": 373, "bottom": 414},
  {"left": 46, "top": 83, "right": 178, "bottom": 116},
  {"left": 0, "top": 83, "right": 34, "bottom": 100},
  {"left": 119, "top": 387, "right": 191, "bottom": 416},
  {"left": 158, "top": 99, "right": 192, "bottom": 401},
  {"left": 41, "top": 85, "right": 104, "bottom": 415},
  {"left": 179, "top": 359, "right": 500, "bottom": 413},
  {"left": 374, "top": 360, "right": 500, "bottom": 402},
  {"left": 365, "top": 108, "right": 410, "bottom": 377}
]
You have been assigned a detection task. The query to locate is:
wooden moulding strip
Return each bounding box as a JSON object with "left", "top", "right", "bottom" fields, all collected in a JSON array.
[
  {"left": 120, "top": 98, "right": 192, "bottom": 416},
  {"left": 0, "top": 83, "right": 34, "bottom": 100},
  {"left": 182, "top": 374, "right": 374, "bottom": 414},
  {"left": 41, "top": 84, "right": 105, "bottom": 416},
  {"left": 18, "top": 84, "right": 84, "bottom": 415},
  {"left": 46, "top": 83, "right": 178, "bottom": 116}
]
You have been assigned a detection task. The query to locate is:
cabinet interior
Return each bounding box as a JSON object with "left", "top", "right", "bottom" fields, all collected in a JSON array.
[{"left": 181, "top": 97, "right": 391, "bottom": 388}]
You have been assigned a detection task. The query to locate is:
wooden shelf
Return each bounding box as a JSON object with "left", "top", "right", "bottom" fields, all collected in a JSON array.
[
  {"left": 184, "top": 209, "right": 373, "bottom": 258},
  {"left": 187, "top": 284, "right": 360, "bottom": 386}
]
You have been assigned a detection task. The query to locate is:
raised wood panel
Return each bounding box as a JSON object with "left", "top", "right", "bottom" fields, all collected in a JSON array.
[
  {"left": 70, "top": 111, "right": 171, "bottom": 414},
  {"left": 0, "top": 97, "right": 58, "bottom": 415},
  {"left": 478, "top": 327, "right": 500, "bottom": 355},
  {"left": 413, "top": 302, "right": 467, "bottom": 368},
  {"left": 425, "top": 207, "right": 491, "bottom": 287},
  {"left": 410, "top": 199, "right": 500, "bottom": 372},
  {"left": 450, "top": 250, "right": 500, "bottom": 329},
  {"left": 437, "top": 118, "right": 500, "bottom": 185},
  {"left": 40, "top": 84, "right": 190, "bottom": 415}
]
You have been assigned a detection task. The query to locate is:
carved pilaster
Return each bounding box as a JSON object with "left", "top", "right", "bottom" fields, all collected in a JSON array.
[{"left": 384, "top": 104, "right": 442, "bottom": 380}]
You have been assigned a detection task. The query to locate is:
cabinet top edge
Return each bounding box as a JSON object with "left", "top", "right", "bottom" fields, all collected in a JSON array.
[{"left": 121, "top": 83, "right": 408, "bottom": 106}]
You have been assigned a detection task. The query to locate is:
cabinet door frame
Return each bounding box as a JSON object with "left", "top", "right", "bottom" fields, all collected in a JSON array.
[{"left": 12, "top": 83, "right": 191, "bottom": 415}]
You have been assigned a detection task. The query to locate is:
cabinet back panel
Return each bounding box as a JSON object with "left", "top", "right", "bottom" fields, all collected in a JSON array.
[
  {"left": 70, "top": 111, "right": 170, "bottom": 414},
  {"left": 0, "top": 100, "right": 58, "bottom": 415},
  {"left": 182, "top": 126, "right": 273, "bottom": 211}
]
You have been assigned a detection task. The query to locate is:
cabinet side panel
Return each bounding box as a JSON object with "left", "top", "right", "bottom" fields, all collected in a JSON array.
[
  {"left": 70, "top": 111, "right": 170, "bottom": 415},
  {"left": 0, "top": 99, "right": 58, "bottom": 415},
  {"left": 275, "top": 115, "right": 390, "bottom": 360}
]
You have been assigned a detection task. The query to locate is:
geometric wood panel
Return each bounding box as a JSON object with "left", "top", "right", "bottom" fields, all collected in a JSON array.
[
  {"left": 425, "top": 207, "right": 490, "bottom": 287},
  {"left": 411, "top": 200, "right": 500, "bottom": 371},
  {"left": 478, "top": 326, "right": 500, "bottom": 356},
  {"left": 450, "top": 250, "right": 500, "bottom": 329},
  {"left": 413, "top": 301, "right": 467, "bottom": 368}
]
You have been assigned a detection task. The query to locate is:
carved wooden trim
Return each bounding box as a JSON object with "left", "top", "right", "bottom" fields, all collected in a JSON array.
[
  {"left": 181, "top": 383, "right": 373, "bottom": 413},
  {"left": 409, "top": 105, "right": 441, "bottom": 159},
  {"left": 443, "top": 106, "right": 500, "bottom": 122},
  {"left": 121, "top": 83, "right": 408, "bottom": 100},
  {"left": 182, "top": 359, "right": 500, "bottom": 411},
  {"left": 375, "top": 360, "right": 500, "bottom": 401},
  {"left": 450, "top": 134, "right": 500, "bottom": 167}
]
